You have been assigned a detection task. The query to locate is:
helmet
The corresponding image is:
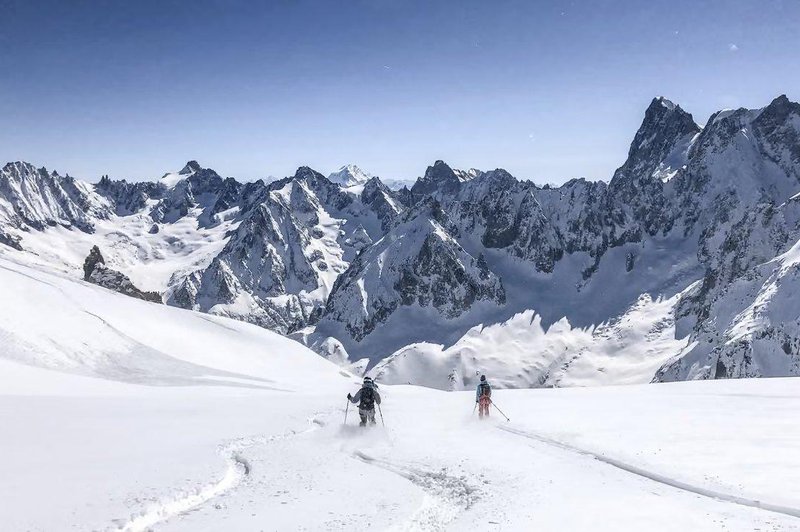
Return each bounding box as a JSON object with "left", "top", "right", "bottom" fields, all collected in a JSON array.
[
  {"left": 363, "top": 376, "right": 372, "bottom": 383},
  {"left": 480, "top": 375, "right": 486, "bottom": 382}
]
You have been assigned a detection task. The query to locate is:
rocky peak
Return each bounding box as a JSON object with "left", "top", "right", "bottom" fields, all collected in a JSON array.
[
  {"left": 604, "top": 97, "right": 700, "bottom": 235},
  {"left": 683, "top": 94, "right": 800, "bottom": 205},
  {"left": 293, "top": 166, "right": 327, "bottom": 184},
  {"left": 361, "top": 176, "right": 403, "bottom": 229},
  {"left": 474, "top": 168, "right": 517, "bottom": 190},
  {"left": 753, "top": 95, "right": 800, "bottom": 170},
  {"left": 82, "top": 245, "right": 162, "bottom": 303},
  {"left": 411, "top": 160, "right": 466, "bottom": 197},
  {"left": 2, "top": 161, "right": 42, "bottom": 181},
  {"left": 149, "top": 162, "right": 227, "bottom": 223},
  {"left": 757, "top": 94, "right": 798, "bottom": 121},
  {"left": 361, "top": 175, "right": 392, "bottom": 197},
  {"left": 0, "top": 161, "right": 106, "bottom": 232},
  {"left": 321, "top": 197, "right": 505, "bottom": 345},
  {"left": 83, "top": 245, "right": 105, "bottom": 281},
  {"left": 186, "top": 166, "right": 224, "bottom": 194},
  {"left": 617, "top": 97, "right": 700, "bottom": 178},
  {"left": 179, "top": 160, "right": 201, "bottom": 175}
]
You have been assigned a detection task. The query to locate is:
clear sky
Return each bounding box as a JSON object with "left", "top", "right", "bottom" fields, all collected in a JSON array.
[{"left": 1, "top": 0, "right": 798, "bottom": 184}]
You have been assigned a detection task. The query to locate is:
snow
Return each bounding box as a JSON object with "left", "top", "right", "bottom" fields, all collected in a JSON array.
[
  {"left": 657, "top": 96, "right": 676, "bottom": 111},
  {"left": 329, "top": 164, "right": 372, "bottom": 187},
  {"left": 1, "top": 254, "right": 799, "bottom": 530},
  {"left": 381, "top": 177, "right": 415, "bottom": 191},
  {"left": 160, "top": 172, "right": 188, "bottom": 188},
  {"left": 15, "top": 209, "right": 236, "bottom": 293},
  {"left": 652, "top": 131, "right": 697, "bottom": 182},
  {"left": 371, "top": 289, "right": 692, "bottom": 390}
]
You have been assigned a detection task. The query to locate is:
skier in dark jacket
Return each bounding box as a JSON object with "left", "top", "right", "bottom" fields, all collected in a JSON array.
[
  {"left": 476, "top": 375, "right": 492, "bottom": 419},
  {"left": 348, "top": 377, "right": 382, "bottom": 427}
]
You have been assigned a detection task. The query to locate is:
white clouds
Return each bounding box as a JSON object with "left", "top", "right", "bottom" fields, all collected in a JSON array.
[{"left": 729, "top": 43, "right": 739, "bottom": 52}]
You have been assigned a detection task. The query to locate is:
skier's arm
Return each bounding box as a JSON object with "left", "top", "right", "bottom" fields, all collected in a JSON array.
[
  {"left": 476, "top": 385, "right": 480, "bottom": 402},
  {"left": 349, "top": 390, "right": 362, "bottom": 404},
  {"left": 375, "top": 391, "right": 381, "bottom": 405}
]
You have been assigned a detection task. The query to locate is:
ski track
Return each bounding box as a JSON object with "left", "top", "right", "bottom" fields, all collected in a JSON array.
[
  {"left": 112, "top": 415, "right": 326, "bottom": 532},
  {"left": 498, "top": 425, "right": 800, "bottom": 520},
  {"left": 352, "top": 450, "right": 478, "bottom": 531}
]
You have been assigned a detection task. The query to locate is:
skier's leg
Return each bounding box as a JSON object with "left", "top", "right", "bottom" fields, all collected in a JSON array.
[
  {"left": 480, "top": 398, "right": 490, "bottom": 417},
  {"left": 369, "top": 409, "right": 377, "bottom": 425},
  {"left": 359, "top": 408, "right": 367, "bottom": 426}
]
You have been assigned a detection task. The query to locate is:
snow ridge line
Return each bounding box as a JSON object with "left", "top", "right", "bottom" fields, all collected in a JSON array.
[
  {"left": 352, "top": 450, "right": 478, "bottom": 531},
  {"left": 498, "top": 425, "right": 800, "bottom": 520},
  {"left": 113, "top": 416, "right": 324, "bottom": 532}
]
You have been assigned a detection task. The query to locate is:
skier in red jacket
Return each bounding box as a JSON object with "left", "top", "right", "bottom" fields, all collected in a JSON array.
[{"left": 476, "top": 375, "right": 492, "bottom": 419}]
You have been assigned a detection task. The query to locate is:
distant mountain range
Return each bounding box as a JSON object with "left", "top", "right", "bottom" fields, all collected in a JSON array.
[{"left": 1, "top": 94, "right": 799, "bottom": 390}]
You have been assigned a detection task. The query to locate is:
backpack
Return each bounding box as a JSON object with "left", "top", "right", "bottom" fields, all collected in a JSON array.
[
  {"left": 478, "top": 382, "right": 491, "bottom": 397},
  {"left": 360, "top": 386, "right": 375, "bottom": 409}
]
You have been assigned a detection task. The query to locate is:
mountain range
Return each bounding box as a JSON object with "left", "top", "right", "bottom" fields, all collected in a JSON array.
[{"left": 1, "top": 94, "right": 798, "bottom": 390}]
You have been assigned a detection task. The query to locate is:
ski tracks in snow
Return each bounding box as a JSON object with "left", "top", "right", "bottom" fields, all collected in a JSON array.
[
  {"left": 499, "top": 425, "right": 800, "bottom": 521},
  {"left": 352, "top": 450, "right": 479, "bottom": 531},
  {"left": 111, "top": 415, "right": 326, "bottom": 532}
]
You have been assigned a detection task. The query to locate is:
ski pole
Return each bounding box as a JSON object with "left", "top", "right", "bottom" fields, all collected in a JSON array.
[
  {"left": 472, "top": 402, "right": 477, "bottom": 416},
  {"left": 491, "top": 401, "right": 510, "bottom": 422},
  {"left": 378, "top": 403, "right": 385, "bottom": 427},
  {"left": 344, "top": 398, "right": 350, "bottom": 425}
]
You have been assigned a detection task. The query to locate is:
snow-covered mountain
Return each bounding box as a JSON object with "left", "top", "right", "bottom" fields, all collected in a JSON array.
[
  {"left": 0, "top": 161, "right": 110, "bottom": 248},
  {"left": 328, "top": 164, "right": 372, "bottom": 187},
  {"left": 319, "top": 198, "right": 506, "bottom": 344},
  {"left": 166, "top": 166, "right": 402, "bottom": 334},
  {"left": 1, "top": 94, "right": 799, "bottom": 389}
]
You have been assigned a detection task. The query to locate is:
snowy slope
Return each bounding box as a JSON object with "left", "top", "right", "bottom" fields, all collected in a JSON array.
[
  {"left": 328, "top": 164, "right": 372, "bottom": 187},
  {"left": 1, "top": 256, "right": 800, "bottom": 530},
  {"left": 372, "top": 290, "right": 692, "bottom": 390},
  {"left": 0, "top": 254, "right": 344, "bottom": 388}
]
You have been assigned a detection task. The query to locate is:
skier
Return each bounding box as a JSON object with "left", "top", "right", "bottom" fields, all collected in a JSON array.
[
  {"left": 476, "top": 375, "right": 492, "bottom": 419},
  {"left": 348, "top": 376, "right": 381, "bottom": 427}
]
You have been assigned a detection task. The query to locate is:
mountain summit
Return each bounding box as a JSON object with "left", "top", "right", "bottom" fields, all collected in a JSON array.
[{"left": 328, "top": 164, "right": 372, "bottom": 187}]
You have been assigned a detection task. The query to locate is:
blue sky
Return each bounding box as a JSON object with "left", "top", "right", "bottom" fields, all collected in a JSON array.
[{"left": 1, "top": 0, "right": 798, "bottom": 184}]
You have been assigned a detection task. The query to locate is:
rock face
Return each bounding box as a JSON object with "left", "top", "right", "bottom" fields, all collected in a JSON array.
[
  {"left": 3, "top": 95, "right": 800, "bottom": 386},
  {"left": 410, "top": 160, "right": 479, "bottom": 199},
  {"left": 165, "top": 166, "right": 404, "bottom": 334},
  {"left": 150, "top": 162, "right": 236, "bottom": 225},
  {"left": 83, "top": 246, "right": 162, "bottom": 303},
  {"left": 96, "top": 175, "right": 165, "bottom": 216},
  {"left": 322, "top": 199, "right": 505, "bottom": 341},
  {"left": 0, "top": 162, "right": 109, "bottom": 232}
]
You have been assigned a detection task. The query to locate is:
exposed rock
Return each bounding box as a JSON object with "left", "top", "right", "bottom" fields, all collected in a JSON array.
[{"left": 83, "top": 246, "right": 162, "bottom": 303}]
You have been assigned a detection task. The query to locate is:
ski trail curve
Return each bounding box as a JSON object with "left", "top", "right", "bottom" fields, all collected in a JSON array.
[
  {"left": 352, "top": 451, "right": 478, "bottom": 531},
  {"left": 113, "top": 416, "right": 325, "bottom": 532},
  {"left": 499, "top": 425, "right": 800, "bottom": 520},
  {"left": 115, "top": 452, "right": 248, "bottom": 532}
]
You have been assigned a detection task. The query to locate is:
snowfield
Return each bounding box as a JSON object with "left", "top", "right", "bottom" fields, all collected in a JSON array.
[{"left": 1, "top": 255, "right": 799, "bottom": 531}]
